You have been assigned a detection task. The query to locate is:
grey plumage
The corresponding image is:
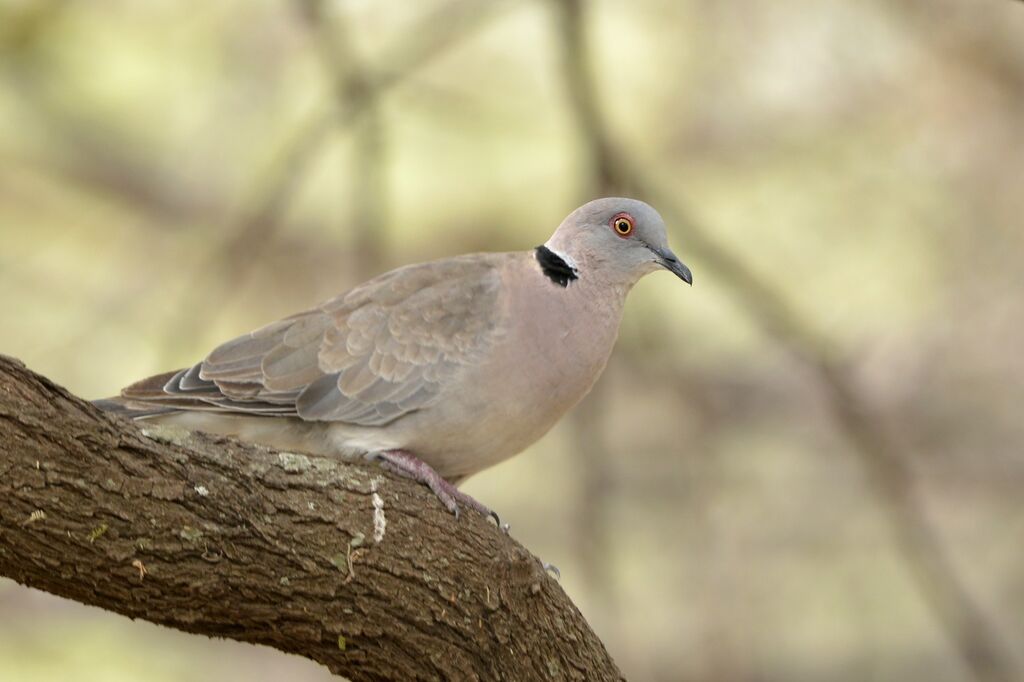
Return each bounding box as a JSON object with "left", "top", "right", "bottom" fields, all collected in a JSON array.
[
  {"left": 122, "top": 255, "right": 503, "bottom": 424},
  {"left": 99, "top": 197, "right": 691, "bottom": 511}
]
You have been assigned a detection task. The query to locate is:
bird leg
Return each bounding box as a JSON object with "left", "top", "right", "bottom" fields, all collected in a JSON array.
[{"left": 376, "top": 449, "right": 500, "bottom": 526}]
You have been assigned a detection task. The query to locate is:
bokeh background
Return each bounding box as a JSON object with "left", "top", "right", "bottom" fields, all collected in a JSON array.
[{"left": 2, "top": 0, "right": 1023, "bottom": 680}]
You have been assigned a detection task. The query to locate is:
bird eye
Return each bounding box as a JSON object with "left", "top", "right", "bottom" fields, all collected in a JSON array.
[{"left": 611, "top": 214, "right": 634, "bottom": 237}]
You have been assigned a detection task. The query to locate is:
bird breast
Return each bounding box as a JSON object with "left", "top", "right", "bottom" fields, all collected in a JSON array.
[{"left": 420, "top": 258, "right": 626, "bottom": 477}]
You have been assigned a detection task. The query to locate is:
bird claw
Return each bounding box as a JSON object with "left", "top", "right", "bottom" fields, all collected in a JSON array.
[
  {"left": 543, "top": 562, "right": 561, "bottom": 580},
  {"left": 377, "top": 449, "right": 499, "bottom": 524},
  {"left": 486, "top": 511, "right": 512, "bottom": 535}
]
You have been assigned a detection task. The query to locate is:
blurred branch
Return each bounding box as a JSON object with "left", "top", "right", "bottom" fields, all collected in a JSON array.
[
  {"left": 1, "top": 77, "right": 225, "bottom": 227},
  {"left": 0, "top": 1, "right": 226, "bottom": 226},
  {"left": 228, "top": 0, "right": 513, "bottom": 249},
  {"left": 564, "top": 378, "right": 623, "bottom": 646},
  {"left": 223, "top": 0, "right": 514, "bottom": 258},
  {"left": 156, "top": 0, "right": 513, "bottom": 363},
  {"left": 141, "top": 0, "right": 516, "bottom": 366},
  {"left": 295, "top": 0, "right": 389, "bottom": 279},
  {"left": 552, "top": 1, "right": 1021, "bottom": 681},
  {"left": 0, "top": 0, "right": 68, "bottom": 51},
  {"left": 0, "top": 354, "right": 624, "bottom": 682},
  {"left": 556, "top": 0, "right": 619, "bottom": 196}
]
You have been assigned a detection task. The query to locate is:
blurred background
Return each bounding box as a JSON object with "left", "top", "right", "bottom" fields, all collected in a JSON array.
[{"left": 1, "top": 0, "right": 1023, "bottom": 680}]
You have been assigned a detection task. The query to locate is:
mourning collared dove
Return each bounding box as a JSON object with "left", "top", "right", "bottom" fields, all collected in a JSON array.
[{"left": 97, "top": 197, "right": 692, "bottom": 518}]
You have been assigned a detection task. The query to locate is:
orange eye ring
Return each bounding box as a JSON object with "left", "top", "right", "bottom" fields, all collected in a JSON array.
[{"left": 611, "top": 213, "right": 634, "bottom": 237}]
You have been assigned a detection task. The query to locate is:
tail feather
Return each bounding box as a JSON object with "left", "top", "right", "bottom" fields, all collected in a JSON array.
[
  {"left": 102, "top": 362, "right": 301, "bottom": 419},
  {"left": 92, "top": 396, "right": 181, "bottom": 419},
  {"left": 122, "top": 369, "right": 185, "bottom": 399}
]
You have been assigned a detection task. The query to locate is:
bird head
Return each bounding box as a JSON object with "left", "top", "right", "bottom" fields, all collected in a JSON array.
[{"left": 544, "top": 197, "right": 692, "bottom": 287}]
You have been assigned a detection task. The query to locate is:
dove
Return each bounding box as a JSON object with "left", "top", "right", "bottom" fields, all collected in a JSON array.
[{"left": 96, "top": 197, "right": 692, "bottom": 519}]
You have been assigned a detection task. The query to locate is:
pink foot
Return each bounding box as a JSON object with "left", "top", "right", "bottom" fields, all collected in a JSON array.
[{"left": 376, "top": 449, "right": 500, "bottom": 525}]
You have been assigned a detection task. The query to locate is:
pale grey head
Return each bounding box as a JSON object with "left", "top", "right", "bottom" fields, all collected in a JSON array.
[{"left": 544, "top": 197, "right": 692, "bottom": 287}]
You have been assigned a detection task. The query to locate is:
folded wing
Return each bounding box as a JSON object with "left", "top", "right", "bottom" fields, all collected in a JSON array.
[{"left": 121, "top": 255, "right": 503, "bottom": 426}]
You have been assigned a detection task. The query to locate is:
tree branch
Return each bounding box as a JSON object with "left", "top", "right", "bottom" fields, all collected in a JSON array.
[{"left": 0, "top": 355, "right": 624, "bottom": 682}]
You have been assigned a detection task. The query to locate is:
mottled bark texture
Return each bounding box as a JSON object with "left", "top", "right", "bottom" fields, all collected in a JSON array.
[{"left": 0, "top": 355, "right": 624, "bottom": 681}]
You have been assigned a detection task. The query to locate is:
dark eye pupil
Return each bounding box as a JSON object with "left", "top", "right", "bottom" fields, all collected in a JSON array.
[{"left": 617, "top": 221, "right": 629, "bottom": 232}]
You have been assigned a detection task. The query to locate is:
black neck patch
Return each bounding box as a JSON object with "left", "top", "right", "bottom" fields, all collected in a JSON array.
[{"left": 535, "top": 246, "right": 578, "bottom": 287}]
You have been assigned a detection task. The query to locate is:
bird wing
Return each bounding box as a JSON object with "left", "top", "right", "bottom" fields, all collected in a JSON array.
[{"left": 120, "top": 254, "right": 505, "bottom": 426}]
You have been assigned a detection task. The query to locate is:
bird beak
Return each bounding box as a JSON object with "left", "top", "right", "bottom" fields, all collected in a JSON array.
[{"left": 651, "top": 246, "right": 693, "bottom": 285}]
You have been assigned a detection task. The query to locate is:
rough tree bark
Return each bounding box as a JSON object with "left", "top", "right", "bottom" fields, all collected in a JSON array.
[{"left": 0, "top": 355, "right": 624, "bottom": 681}]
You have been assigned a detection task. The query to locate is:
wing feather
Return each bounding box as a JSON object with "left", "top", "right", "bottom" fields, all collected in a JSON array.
[{"left": 120, "top": 254, "right": 504, "bottom": 426}]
